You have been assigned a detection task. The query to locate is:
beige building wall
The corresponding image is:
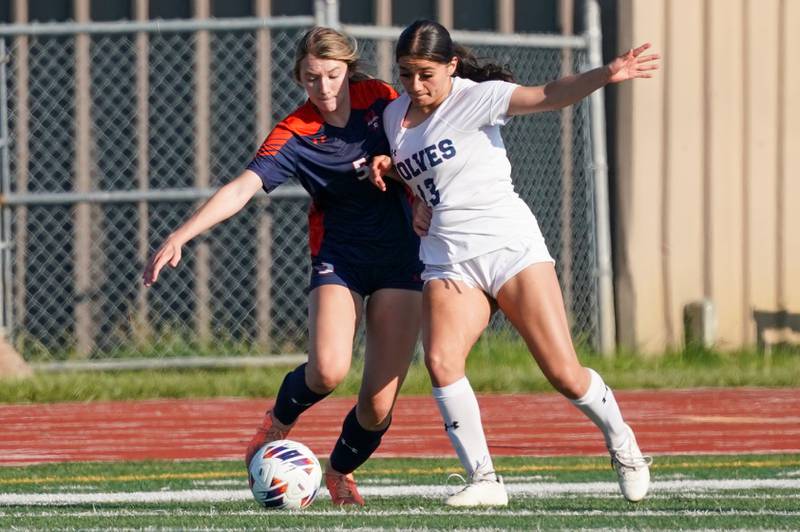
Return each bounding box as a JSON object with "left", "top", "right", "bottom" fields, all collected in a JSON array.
[
  {"left": 784, "top": 0, "right": 800, "bottom": 317},
  {"left": 615, "top": 0, "right": 800, "bottom": 352}
]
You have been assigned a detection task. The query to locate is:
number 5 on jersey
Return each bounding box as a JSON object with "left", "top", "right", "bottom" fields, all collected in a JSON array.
[{"left": 352, "top": 157, "right": 369, "bottom": 180}]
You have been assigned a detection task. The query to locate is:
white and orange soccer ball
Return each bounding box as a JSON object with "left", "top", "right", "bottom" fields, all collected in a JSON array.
[{"left": 248, "top": 439, "right": 322, "bottom": 510}]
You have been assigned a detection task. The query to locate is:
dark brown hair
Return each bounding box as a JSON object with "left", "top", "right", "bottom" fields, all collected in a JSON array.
[{"left": 395, "top": 20, "right": 514, "bottom": 82}]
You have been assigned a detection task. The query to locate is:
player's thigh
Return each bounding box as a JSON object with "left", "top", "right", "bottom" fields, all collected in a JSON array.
[
  {"left": 307, "top": 284, "right": 363, "bottom": 388},
  {"left": 423, "top": 279, "right": 492, "bottom": 386},
  {"left": 495, "top": 262, "right": 586, "bottom": 394},
  {"left": 359, "top": 289, "right": 421, "bottom": 397}
]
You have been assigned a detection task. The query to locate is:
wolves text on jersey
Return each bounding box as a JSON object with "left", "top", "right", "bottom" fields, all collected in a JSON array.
[{"left": 394, "top": 139, "right": 456, "bottom": 181}]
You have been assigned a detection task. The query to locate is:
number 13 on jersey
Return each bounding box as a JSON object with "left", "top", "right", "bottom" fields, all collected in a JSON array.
[{"left": 417, "top": 178, "right": 440, "bottom": 207}]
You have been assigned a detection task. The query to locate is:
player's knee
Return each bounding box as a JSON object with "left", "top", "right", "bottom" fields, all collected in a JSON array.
[
  {"left": 355, "top": 399, "right": 393, "bottom": 430},
  {"left": 305, "top": 358, "right": 349, "bottom": 393},
  {"left": 424, "top": 347, "right": 464, "bottom": 383},
  {"left": 547, "top": 366, "right": 585, "bottom": 399}
]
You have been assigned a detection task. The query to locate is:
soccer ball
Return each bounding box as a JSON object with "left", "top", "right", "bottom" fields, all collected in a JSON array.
[{"left": 248, "top": 439, "right": 322, "bottom": 510}]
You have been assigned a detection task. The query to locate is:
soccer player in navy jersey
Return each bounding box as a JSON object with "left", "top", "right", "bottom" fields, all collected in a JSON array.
[{"left": 142, "top": 27, "right": 423, "bottom": 506}]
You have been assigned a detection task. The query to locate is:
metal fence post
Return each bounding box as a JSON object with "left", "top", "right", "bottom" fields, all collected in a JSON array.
[
  {"left": 193, "top": 0, "right": 212, "bottom": 347},
  {"left": 497, "top": 0, "right": 513, "bottom": 33},
  {"left": 314, "top": 0, "right": 339, "bottom": 28},
  {"left": 255, "top": 0, "right": 273, "bottom": 354},
  {"left": 375, "top": 0, "right": 392, "bottom": 83},
  {"left": 255, "top": 0, "right": 273, "bottom": 139},
  {"left": 437, "top": 0, "right": 453, "bottom": 28},
  {"left": 0, "top": 38, "right": 12, "bottom": 333},
  {"left": 74, "top": 0, "right": 94, "bottom": 357},
  {"left": 584, "top": 0, "right": 617, "bottom": 355},
  {"left": 0, "top": 37, "right": 30, "bottom": 377},
  {"left": 256, "top": 214, "right": 272, "bottom": 353},
  {"left": 12, "top": 0, "right": 27, "bottom": 337},
  {"left": 134, "top": 0, "right": 151, "bottom": 344},
  {"left": 559, "top": 0, "right": 575, "bottom": 325}
]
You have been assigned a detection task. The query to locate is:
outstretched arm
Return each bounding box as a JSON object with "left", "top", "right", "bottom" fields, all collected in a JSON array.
[
  {"left": 507, "top": 42, "right": 659, "bottom": 116},
  {"left": 142, "top": 169, "right": 263, "bottom": 286}
]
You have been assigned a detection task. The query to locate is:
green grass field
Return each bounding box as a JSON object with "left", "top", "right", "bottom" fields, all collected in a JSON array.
[
  {"left": 3, "top": 340, "right": 799, "bottom": 403},
  {"left": 1, "top": 454, "right": 798, "bottom": 530}
]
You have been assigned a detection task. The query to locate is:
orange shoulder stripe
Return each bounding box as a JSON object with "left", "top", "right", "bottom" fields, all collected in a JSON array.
[
  {"left": 351, "top": 79, "right": 398, "bottom": 110},
  {"left": 256, "top": 102, "right": 323, "bottom": 157}
]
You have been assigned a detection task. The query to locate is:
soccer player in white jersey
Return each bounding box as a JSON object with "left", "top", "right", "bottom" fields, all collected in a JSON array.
[{"left": 371, "top": 19, "right": 659, "bottom": 507}]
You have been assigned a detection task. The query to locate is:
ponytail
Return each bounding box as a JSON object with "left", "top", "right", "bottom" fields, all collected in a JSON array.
[{"left": 452, "top": 43, "right": 514, "bottom": 82}]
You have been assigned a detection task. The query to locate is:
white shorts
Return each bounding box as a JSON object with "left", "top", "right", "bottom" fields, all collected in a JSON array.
[{"left": 421, "top": 236, "right": 555, "bottom": 298}]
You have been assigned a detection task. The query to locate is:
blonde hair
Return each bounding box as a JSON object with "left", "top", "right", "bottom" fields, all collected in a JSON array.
[{"left": 293, "top": 26, "right": 371, "bottom": 83}]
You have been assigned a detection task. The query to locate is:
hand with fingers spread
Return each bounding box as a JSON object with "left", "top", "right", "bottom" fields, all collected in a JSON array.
[
  {"left": 369, "top": 155, "right": 393, "bottom": 192},
  {"left": 411, "top": 197, "right": 432, "bottom": 237},
  {"left": 607, "top": 42, "right": 660, "bottom": 84},
  {"left": 142, "top": 235, "right": 184, "bottom": 287}
]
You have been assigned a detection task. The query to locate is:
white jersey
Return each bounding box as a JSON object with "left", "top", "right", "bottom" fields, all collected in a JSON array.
[{"left": 383, "top": 76, "right": 541, "bottom": 265}]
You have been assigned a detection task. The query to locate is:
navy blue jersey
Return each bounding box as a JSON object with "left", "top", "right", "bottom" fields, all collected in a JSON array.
[{"left": 247, "top": 79, "right": 419, "bottom": 265}]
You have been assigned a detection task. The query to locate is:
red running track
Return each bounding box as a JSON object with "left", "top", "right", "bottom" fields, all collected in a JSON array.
[{"left": 1, "top": 388, "right": 798, "bottom": 465}]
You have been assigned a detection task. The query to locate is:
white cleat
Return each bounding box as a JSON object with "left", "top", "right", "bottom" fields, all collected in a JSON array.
[
  {"left": 610, "top": 425, "right": 652, "bottom": 503},
  {"left": 445, "top": 473, "right": 508, "bottom": 507}
]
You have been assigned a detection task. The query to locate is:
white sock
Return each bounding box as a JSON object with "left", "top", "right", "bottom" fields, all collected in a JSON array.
[
  {"left": 571, "top": 368, "right": 629, "bottom": 449},
  {"left": 432, "top": 376, "right": 497, "bottom": 480}
]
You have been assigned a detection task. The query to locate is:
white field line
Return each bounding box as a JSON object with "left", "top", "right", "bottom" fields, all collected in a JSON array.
[
  {"left": 2, "top": 508, "right": 800, "bottom": 519},
  {"left": 187, "top": 480, "right": 800, "bottom": 500},
  {"left": 1, "top": 478, "right": 800, "bottom": 506}
]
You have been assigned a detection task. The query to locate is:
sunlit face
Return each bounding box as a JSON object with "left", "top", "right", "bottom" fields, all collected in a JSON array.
[
  {"left": 298, "top": 55, "right": 350, "bottom": 114},
  {"left": 397, "top": 56, "right": 458, "bottom": 111}
]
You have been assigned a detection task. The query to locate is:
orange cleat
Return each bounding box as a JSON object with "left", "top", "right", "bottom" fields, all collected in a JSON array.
[
  {"left": 325, "top": 466, "right": 365, "bottom": 506},
  {"left": 244, "top": 409, "right": 295, "bottom": 468}
]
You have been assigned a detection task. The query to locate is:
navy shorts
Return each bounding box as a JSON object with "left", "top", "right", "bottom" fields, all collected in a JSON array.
[{"left": 308, "top": 256, "right": 424, "bottom": 297}]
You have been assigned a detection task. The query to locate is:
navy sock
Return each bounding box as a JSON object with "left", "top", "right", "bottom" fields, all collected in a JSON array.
[
  {"left": 271, "top": 363, "right": 330, "bottom": 425},
  {"left": 329, "top": 406, "right": 390, "bottom": 475}
]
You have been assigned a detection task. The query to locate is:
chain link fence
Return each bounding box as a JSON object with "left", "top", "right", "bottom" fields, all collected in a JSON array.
[{"left": 0, "top": 17, "right": 602, "bottom": 366}]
